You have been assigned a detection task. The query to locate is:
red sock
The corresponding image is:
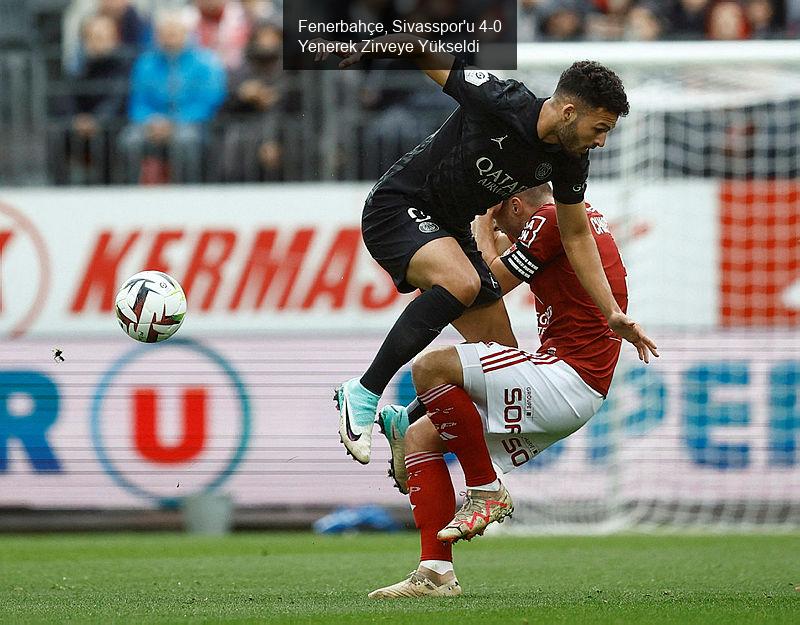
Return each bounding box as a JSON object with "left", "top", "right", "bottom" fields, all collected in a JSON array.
[
  {"left": 405, "top": 451, "right": 454, "bottom": 562},
  {"left": 420, "top": 384, "right": 498, "bottom": 487}
]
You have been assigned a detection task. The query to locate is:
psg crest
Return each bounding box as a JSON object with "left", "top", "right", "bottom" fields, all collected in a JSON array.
[{"left": 535, "top": 162, "right": 553, "bottom": 180}]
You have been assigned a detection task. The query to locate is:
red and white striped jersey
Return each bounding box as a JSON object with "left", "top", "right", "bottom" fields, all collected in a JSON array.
[{"left": 500, "top": 203, "right": 628, "bottom": 396}]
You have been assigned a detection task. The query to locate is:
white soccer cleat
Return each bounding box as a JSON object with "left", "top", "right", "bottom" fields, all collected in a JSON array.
[
  {"left": 437, "top": 484, "right": 513, "bottom": 544},
  {"left": 334, "top": 378, "right": 379, "bottom": 464},
  {"left": 368, "top": 567, "right": 462, "bottom": 599}
]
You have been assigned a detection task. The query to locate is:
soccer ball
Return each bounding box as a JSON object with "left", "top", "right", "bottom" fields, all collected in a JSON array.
[{"left": 114, "top": 271, "right": 187, "bottom": 343}]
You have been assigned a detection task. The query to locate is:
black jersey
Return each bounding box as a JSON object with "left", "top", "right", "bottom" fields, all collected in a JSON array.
[{"left": 368, "top": 58, "right": 589, "bottom": 236}]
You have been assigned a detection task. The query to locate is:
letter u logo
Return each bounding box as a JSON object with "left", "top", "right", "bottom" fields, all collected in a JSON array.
[{"left": 133, "top": 388, "right": 206, "bottom": 463}]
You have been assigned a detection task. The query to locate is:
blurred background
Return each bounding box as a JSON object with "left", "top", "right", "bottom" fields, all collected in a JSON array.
[{"left": 0, "top": 0, "right": 798, "bottom": 535}]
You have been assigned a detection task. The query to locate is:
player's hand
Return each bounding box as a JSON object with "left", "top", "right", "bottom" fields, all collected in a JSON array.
[
  {"left": 472, "top": 210, "right": 495, "bottom": 239},
  {"left": 484, "top": 203, "right": 502, "bottom": 220},
  {"left": 473, "top": 203, "right": 501, "bottom": 230},
  {"left": 607, "top": 311, "right": 659, "bottom": 364},
  {"left": 337, "top": 48, "right": 364, "bottom": 69},
  {"left": 311, "top": 38, "right": 363, "bottom": 68}
]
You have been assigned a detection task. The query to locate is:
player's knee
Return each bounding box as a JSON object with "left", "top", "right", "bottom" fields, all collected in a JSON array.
[
  {"left": 411, "top": 351, "right": 438, "bottom": 392},
  {"left": 440, "top": 272, "right": 481, "bottom": 307},
  {"left": 411, "top": 346, "right": 458, "bottom": 392},
  {"left": 405, "top": 418, "right": 440, "bottom": 454}
]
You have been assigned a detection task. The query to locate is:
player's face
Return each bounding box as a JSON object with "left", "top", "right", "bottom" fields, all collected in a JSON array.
[
  {"left": 495, "top": 198, "right": 534, "bottom": 239},
  {"left": 558, "top": 106, "right": 618, "bottom": 157},
  {"left": 493, "top": 200, "right": 513, "bottom": 236}
]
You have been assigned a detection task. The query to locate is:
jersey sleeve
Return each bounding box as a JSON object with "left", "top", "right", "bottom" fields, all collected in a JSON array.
[
  {"left": 551, "top": 153, "right": 589, "bottom": 205},
  {"left": 443, "top": 58, "right": 536, "bottom": 131},
  {"left": 500, "top": 207, "right": 562, "bottom": 283}
]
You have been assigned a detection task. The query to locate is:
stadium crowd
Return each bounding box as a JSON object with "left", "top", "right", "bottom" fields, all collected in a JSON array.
[
  {"left": 44, "top": 0, "right": 796, "bottom": 184},
  {"left": 521, "top": 0, "right": 792, "bottom": 41}
]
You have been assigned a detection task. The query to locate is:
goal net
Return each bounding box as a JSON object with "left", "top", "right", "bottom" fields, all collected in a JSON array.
[{"left": 497, "top": 41, "right": 800, "bottom": 531}]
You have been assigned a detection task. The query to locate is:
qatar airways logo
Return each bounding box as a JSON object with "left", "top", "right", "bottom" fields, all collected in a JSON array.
[{"left": 475, "top": 157, "right": 529, "bottom": 198}]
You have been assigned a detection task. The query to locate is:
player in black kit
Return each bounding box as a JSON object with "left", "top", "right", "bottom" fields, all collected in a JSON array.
[{"left": 318, "top": 35, "right": 659, "bottom": 464}]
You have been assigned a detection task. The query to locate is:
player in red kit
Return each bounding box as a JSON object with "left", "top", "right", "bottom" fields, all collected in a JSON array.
[
  {"left": 315, "top": 36, "right": 656, "bottom": 467},
  {"left": 370, "top": 183, "right": 644, "bottom": 598}
]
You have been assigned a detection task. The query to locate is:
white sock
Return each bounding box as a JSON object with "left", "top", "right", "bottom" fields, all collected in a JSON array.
[
  {"left": 469, "top": 478, "right": 501, "bottom": 492},
  {"left": 419, "top": 559, "right": 454, "bottom": 575}
]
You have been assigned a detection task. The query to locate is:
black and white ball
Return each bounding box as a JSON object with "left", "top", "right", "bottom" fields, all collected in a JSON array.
[{"left": 115, "top": 271, "right": 187, "bottom": 343}]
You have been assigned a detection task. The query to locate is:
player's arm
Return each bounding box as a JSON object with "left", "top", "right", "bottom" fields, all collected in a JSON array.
[
  {"left": 311, "top": 35, "right": 453, "bottom": 86},
  {"left": 473, "top": 212, "right": 523, "bottom": 295},
  {"left": 493, "top": 230, "right": 514, "bottom": 256},
  {"left": 556, "top": 200, "right": 659, "bottom": 363}
]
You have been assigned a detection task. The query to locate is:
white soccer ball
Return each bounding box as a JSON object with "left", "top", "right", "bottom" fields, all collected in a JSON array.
[{"left": 114, "top": 271, "right": 187, "bottom": 343}]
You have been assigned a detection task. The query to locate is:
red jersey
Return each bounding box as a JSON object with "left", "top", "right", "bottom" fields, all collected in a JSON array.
[{"left": 500, "top": 203, "right": 628, "bottom": 396}]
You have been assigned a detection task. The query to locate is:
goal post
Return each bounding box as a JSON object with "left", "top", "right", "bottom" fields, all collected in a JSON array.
[{"left": 498, "top": 42, "right": 800, "bottom": 532}]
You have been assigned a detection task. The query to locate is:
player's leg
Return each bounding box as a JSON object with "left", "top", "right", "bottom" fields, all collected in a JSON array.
[
  {"left": 409, "top": 346, "right": 513, "bottom": 542},
  {"left": 378, "top": 343, "right": 494, "bottom": 495},
  {"left": 450, "top": 343, "right": 606, "bottom": 498},
  {"left": 369, "top": 418, "right": 462, "bottom": 599},
  {"left": 336, "top": 230, "right": 482, "bottom": 464},
  {"left": 375, "top": 344, "right": 464, "bottom": 494},
  {"left": 450, "top": 299, "right": 517, "bottom": 347},
  {"left": 376, "top": 332, "right": 502, "bottom": 494},
  {"left": 373, "top": 232, "right": 512, "bottom": 469},
  {"left": 382, "top": 344, "right": 605, "bottom": 544},
  {"left": 362, "top": 235, "right": 483, "bottom": 393},
  {"left": 450, "top": 236, "right": 516, "bottom": 347}
]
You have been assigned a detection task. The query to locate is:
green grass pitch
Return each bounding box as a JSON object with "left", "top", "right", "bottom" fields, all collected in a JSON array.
[{"left": 0, "top": 532, "right": 797, "bottom": 624}]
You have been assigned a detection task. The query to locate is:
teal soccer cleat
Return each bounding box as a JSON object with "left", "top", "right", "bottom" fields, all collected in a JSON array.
[
  {"left": 334, "top": 378, "right": 380, "bottom": 464},
  {"left": 378, "top": 404, "right": 410, "bottom": 494}
]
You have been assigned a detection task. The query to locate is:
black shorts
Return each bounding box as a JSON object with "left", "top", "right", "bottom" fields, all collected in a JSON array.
[{"left": 362, "top": 191, "right": 502, "bottom": 307}]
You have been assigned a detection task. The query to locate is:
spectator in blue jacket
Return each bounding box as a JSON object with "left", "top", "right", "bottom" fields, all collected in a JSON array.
[{"left": 118, "top": 10, "right": 226, "bottom": 183}]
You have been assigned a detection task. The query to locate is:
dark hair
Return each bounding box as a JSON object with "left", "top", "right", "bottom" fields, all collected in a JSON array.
[{"left": 554, "top": 61, "right": 629, "bottom": 117}]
